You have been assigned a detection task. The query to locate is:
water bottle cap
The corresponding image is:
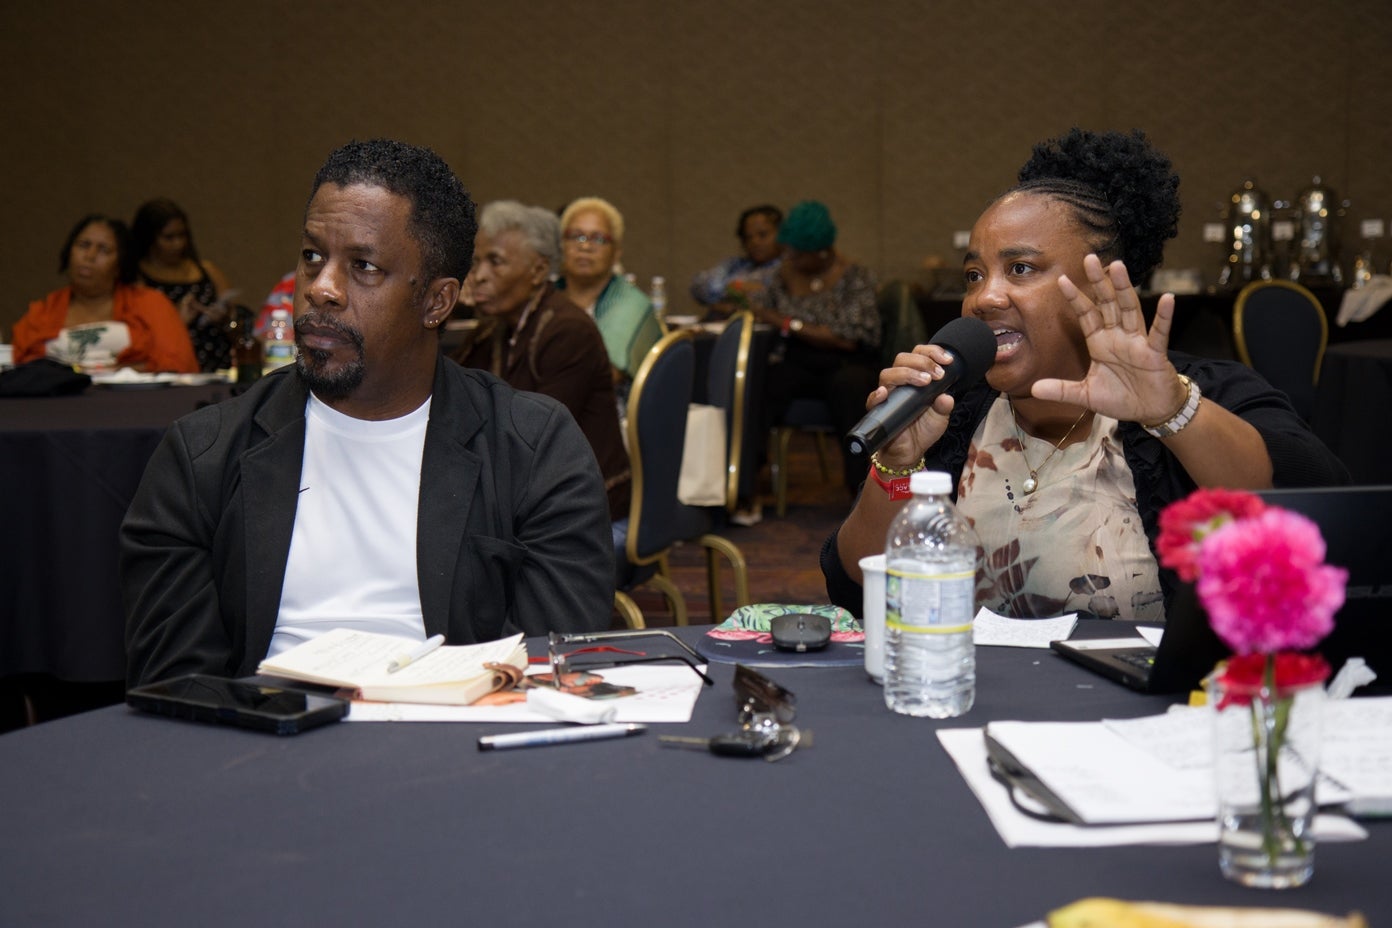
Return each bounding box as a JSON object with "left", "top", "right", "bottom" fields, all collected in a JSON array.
[{"left": 909, "top": 470, "right": 952, "bottom": 496}]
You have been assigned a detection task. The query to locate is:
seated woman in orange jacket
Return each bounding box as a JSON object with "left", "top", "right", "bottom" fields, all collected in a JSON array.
[{"left": 13, "top": 214, "right": 199, "bottom": 373}]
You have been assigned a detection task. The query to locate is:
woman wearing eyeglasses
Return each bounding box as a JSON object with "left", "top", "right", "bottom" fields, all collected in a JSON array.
[{"left": 556, "top": 197, "right": 662, "bottom": 386}]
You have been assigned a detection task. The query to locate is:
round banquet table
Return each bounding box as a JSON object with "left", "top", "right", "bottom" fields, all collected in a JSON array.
[
  {"left": 0, "top": 624, "right": 1386, "bottom": 927},
  {"left": 1312, "top": 339, "right": 1392, "bottom": 485},
  {"left": 0, "top": 383, "right": 233, "bottom": 681}
]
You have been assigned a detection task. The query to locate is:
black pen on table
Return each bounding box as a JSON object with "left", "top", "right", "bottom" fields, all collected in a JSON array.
[{"left": 477, "top": 723, "right": 646, "bottom": 752}]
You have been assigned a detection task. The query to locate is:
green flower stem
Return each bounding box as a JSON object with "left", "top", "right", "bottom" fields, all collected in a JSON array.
[{"left": 1251, "top": 654, "right": 1306, "bottom": 867}]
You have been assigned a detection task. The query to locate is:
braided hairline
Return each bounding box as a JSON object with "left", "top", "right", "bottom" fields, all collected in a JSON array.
[
  {"left": 1015, "top": 177, "right": 1121, "bottom": 268},
  {"left": 1011, "top": 128, "right": 1181, "bottom": 284}
]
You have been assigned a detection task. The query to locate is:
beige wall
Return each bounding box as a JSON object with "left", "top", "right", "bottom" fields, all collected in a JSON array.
[{"left": 4, "top": 0, "right": 1391, "bottom": 339}]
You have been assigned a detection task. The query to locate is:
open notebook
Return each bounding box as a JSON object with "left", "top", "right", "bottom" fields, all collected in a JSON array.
[{"left": 1051, "top": 485, "right": 1392, "bottom": 694}]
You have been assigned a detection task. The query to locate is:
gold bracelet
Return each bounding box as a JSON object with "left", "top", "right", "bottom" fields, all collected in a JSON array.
[{"left": 870, "top": 451, "right": 926, "bottom": 477}]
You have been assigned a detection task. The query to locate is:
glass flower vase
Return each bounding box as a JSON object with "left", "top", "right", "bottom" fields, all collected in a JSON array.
[{"left": 1210, "top": 663, "right": 1325, "bottom": 888}]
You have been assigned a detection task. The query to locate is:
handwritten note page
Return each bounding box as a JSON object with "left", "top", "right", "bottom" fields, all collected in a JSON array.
[
  {"left": 937, "top": 697, "right": 1392, "bottom": 848},
  {"left": 984, "top": 719, "right": 1216, "bottom": 823},
  {"left": 1102, "top": 707, "right": 1211, "bottom": 769},
  {"left": 972, "top": 608, "right": 1078, "bottom": 649},
  {"left": 936, "top": 727, "right": 1367, "bottom": 848},
  {"left": 1323, "top": 696, "right": 1392, "bottom": 813}
]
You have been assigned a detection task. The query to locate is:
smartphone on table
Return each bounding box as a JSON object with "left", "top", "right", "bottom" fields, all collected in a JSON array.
[{"left": 127, "top": 674, "right": 349, "bottom": 735}]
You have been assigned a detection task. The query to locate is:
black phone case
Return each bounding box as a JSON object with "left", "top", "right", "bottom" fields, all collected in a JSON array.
[{"left": 127, "top": 674, "right": 349, "bottom": 735}]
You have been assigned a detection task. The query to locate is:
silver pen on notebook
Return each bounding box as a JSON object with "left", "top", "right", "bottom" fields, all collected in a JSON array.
[{"left": 387, "top": 634, "right": 445, "bottom": 673}]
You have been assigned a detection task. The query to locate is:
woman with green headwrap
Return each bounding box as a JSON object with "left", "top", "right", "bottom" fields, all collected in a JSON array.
[{"left": 752, "top": 200, "right": 880, "bottom": 495}]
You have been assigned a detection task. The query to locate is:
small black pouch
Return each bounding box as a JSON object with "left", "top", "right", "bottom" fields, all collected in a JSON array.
[{"left": 0, "top": 358, "right": 92, "bottom": 397}]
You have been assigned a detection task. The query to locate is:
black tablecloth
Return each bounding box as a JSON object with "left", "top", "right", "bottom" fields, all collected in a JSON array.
[
  {"left": 0, "top": 384, "right": 232, "bottom": 679},
  {"left": 1313, "top": 340, "right": 1392, "bottom": 485},
  {"left": 0, "top": 625, "right": 1384, "bottom": 926}
]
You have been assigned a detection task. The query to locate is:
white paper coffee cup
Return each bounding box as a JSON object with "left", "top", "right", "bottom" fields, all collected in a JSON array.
[{"left": 859, "top": 554, "right": 887, "bottom": 684}]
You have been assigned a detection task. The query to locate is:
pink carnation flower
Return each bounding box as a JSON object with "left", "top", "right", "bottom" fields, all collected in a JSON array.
[{"left": 1196, "top": 509, "right": 1347, "bottom": 654}]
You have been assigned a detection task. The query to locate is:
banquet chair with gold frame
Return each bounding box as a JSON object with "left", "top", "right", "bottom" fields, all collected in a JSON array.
[
  {"left": 613, "top": 590, "right": 646, "bottom": 630},
  {"left": 1232, "top": 280, "right": 1328, "bottom": 421},
  {"left": 699, "top": 313, "right": 757, "bottom": 614},
  {"left": 706, "top": 312, "right": 763, "bottom": 511},
  {"left": 620, "top": 329, "right": 749, "bottom": 625}
]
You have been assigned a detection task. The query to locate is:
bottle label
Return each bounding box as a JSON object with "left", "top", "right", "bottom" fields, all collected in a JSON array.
[
  {"left": 885, "top": 568, "right": 975, "bottom": 635},
  {"left": 263, "top": 342, "right": 296, "bottom": 369}
]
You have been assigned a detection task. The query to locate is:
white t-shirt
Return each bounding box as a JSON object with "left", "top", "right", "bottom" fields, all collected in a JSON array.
[{"left": 267, "top": 393, "right": 433, "bottom": 656}]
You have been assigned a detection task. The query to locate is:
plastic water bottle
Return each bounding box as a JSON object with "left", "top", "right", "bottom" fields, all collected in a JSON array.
[
  {"left": 883, "top": 470, "right": 979, "bottom": 718},
  {"left": 650, "top": 275, "right": 667, "bottom": 323},
  {"left": 262, "top": 308, "right": 295, "bottom": 374}
]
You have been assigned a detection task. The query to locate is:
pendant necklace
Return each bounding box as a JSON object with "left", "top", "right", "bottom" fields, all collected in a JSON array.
[{"left": 1009, "top": 400, "right": 1090, "bottom": 496}]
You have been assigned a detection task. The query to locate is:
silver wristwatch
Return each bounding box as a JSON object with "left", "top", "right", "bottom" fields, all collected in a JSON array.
[{"left": 1142, "top": 374, "right": 1201, "bottom": 439}]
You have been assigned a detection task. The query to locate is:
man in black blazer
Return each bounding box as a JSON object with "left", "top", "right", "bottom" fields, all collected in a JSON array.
[{"left": 121, "top": 140, "right": 614, "bottom": 687}]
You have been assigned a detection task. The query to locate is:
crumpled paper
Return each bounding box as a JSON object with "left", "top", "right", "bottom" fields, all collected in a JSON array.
[{"left": 525, "top": 686, "right": 617, "bottom": 724}]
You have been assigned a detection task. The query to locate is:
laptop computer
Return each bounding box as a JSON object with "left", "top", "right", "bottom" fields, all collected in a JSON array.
[{"left": 1051, "top": 485, "right": 1392, "bottom": 694}]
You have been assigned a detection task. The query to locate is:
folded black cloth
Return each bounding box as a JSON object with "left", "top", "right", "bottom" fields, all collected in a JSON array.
[{"left": 0, "top": 359, "right": 92, "bottom": 397}]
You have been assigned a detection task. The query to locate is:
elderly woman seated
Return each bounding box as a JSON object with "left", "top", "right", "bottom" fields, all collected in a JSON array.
[
  {"left": 14, "top": 213, "right": 198, "bottom": 373},
  {"left": 451, "top": 200, "right": 631, "bottom": 521},
  {"left": 556, "top": 196, "right": 662, "bottom": 387}
]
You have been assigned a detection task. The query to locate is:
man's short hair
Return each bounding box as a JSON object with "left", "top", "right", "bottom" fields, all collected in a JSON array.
[
  {"left": 309, "top": 139, "right": 478, "bottom": 282},
  {"left": 478, "top": 201, "right": 562, "bottom": 277}
]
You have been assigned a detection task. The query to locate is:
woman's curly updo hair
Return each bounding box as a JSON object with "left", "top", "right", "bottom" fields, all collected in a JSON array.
[{"left": 1013, "top": 128, "right": 1181, "bottom": 285}]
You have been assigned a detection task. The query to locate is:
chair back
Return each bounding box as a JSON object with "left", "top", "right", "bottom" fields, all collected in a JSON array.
[
  {"left": 624, "top": 328, "right": 696, "bottom": 565},
  {"left": 877, "top": 279, "right": 929, "bottom": 369},
  {"left": 1232, "top": 280, "right": 1328, "bottom": 420},
  {"left": 706, "top": 312, "right": 762, "bottom": 510}
]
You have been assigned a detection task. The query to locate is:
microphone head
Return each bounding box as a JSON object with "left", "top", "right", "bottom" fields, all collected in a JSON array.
[
  {"left": 933, "top": 316, "right": 997, "bottom": 383},
  {"left": 842, "top": 316, "right": 999, "bottom": 459}
]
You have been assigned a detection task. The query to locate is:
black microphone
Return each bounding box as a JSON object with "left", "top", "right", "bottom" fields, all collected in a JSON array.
[{"left": 844, "top": 316, "right": 997, "bottom": 458}]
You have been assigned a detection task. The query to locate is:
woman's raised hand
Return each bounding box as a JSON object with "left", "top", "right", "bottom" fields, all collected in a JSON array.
[{"left": 1032, "top": 254, "right": 1187, "bottom": 425}]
